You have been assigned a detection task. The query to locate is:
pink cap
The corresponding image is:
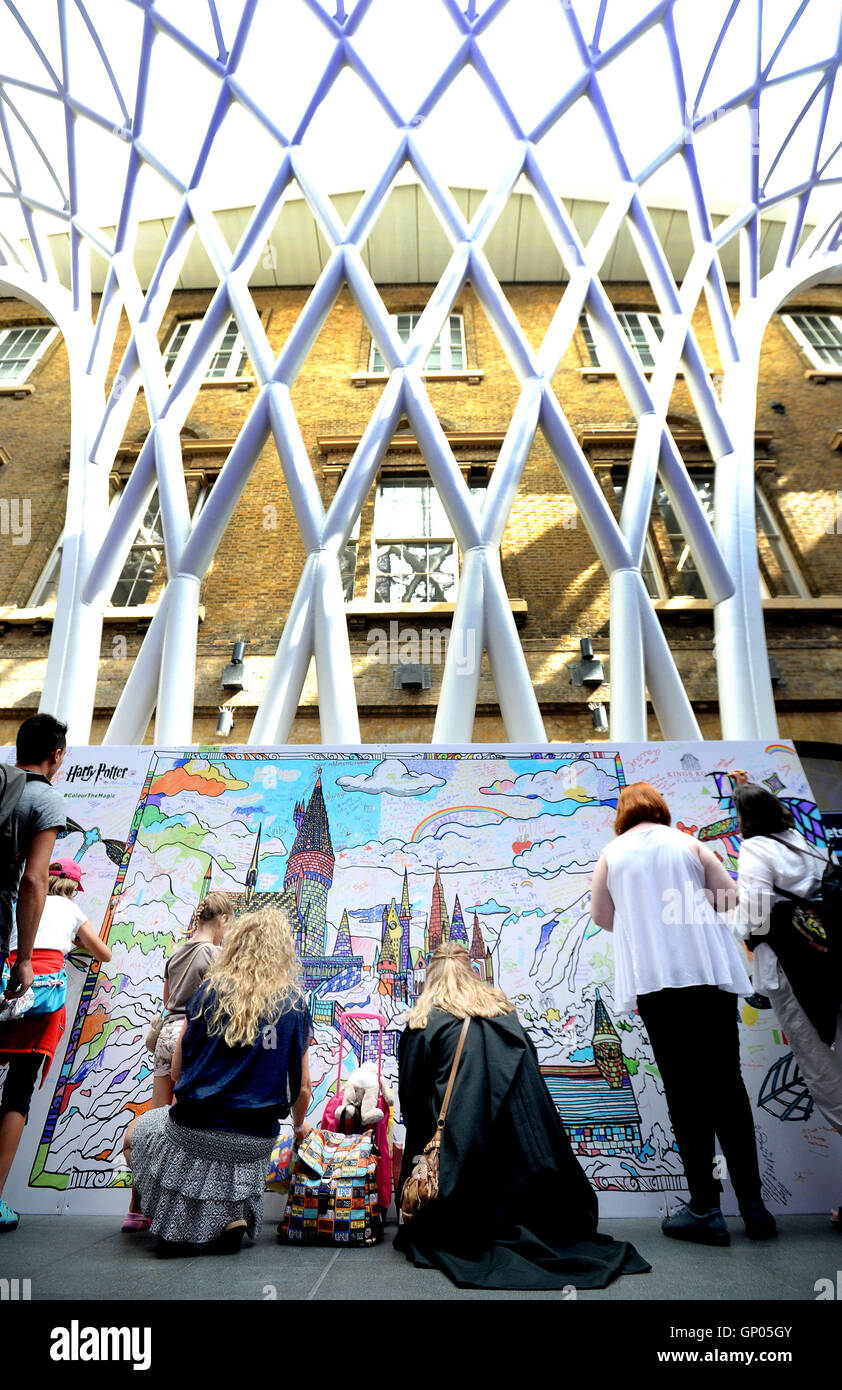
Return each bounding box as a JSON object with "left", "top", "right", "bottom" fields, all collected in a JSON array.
[{"left": 49, "top": 857, "right": 83, "bottom": 890}]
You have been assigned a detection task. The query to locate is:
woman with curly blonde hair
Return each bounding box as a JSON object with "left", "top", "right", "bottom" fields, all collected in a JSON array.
[
  {"left": 395, "top": 942, "right": 649, "bottom": 1290},
  {"left": 125, "top": 908, "right": 313, "bottom": 1257}
]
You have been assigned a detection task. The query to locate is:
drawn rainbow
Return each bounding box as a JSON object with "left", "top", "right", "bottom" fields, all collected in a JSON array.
[
  {"left": 410, "top": 804, "right": 509, "bottom": 841},
  {"left": 765, "top": 744, "right": 796, "bottom": 756}
]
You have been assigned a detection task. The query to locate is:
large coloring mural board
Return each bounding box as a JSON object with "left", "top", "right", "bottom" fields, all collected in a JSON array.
[{"left": 3, "top": 741, "right": 837, "bottom": 1218}]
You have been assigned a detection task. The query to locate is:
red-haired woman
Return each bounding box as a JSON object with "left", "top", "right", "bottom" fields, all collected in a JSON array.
[{"left": 590, "top": 781, "right": 775, "bottom": 1246}]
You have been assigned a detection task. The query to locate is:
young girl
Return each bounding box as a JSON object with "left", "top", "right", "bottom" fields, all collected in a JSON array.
[
  {"left": 121, "top": 891, "right": 233, "bottom": 1232},
  {"left": 0, "top": 857, "right": 111, "bottom": 1234}
]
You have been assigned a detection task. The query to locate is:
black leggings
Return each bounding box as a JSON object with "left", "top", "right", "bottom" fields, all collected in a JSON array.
[
  {"left": 0, "top": 1053, "right": 44, "bottom": 1120},
  {"left": 637, "top": 986, "right": 763, "bottom": 1213}
]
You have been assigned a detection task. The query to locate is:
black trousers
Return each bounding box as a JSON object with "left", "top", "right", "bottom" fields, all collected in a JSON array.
[
  {"left": 637, "top": 985, "right": 762, "bottom": 1213},
  {"left": 0, "top": 1052, "right": 44, "bottom": 1119}
]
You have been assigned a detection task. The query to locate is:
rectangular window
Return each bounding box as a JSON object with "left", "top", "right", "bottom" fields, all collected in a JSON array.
[
  {"left": 783, "top": 312, "right": 842, "bottom": 368},
  {"left": 163, "top": 317, "right": 250, "bottom": 382},
  {"left": 0, "top": 325, "right": 58, "bottom": 383},
  {"left": 610, "top": 473, "right": 667, "bottom": 599},
  {"left": 614, "top": 468, "right": 808, "bottom": 601},
  {"left": 579, "top": 311, "right": 663, "bottom": 369},
  {"left": 339, "top": 513, "right": 361, "bottom": 602},
  {"left": 29, "top": 481, "right": 214, "bottom": 609},
  {"left": 369, "top": 476, "right": 484, "bottom": 605},
  {"left": 369, "top": 313, "right": 465, "bottom": 374}
]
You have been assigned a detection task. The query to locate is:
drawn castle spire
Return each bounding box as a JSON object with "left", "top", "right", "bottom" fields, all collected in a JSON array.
[
  {"left": 334, "top": 908, "right": 353, "bottom": 957},
  {"left": 283, "top": 769, "right": 333, "bottom": 957},
  {"left": 450, "top": 893, "right": 468, "bottom": 944},
  {"left": 592, "top": 988, "right": 625, "bottom": 1090},
  {"left": 426, "top": 867, "right": 450, "bottom": 955}
]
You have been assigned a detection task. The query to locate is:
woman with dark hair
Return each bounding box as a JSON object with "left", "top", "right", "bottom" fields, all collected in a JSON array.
[
  {"left": 733, "top": 782, "right": 840, "bottom": 1228},
  {"left": 590, "top": 781, "right": 775, "bottom": 1245},
  {"left": 394, "top": 942, "right": 650, "bottom": 1289}
]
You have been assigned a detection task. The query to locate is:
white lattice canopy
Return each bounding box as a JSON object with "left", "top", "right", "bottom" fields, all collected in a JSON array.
[{"left": 1, "top": 0, "right": 841, "bottom": 744}]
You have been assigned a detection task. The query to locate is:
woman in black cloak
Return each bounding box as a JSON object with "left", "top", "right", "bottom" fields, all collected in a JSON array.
[{"left": 394, "top": 942, "right": 651, "bottom": 1290}]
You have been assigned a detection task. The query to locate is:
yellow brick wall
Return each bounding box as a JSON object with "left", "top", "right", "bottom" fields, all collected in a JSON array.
[{"left": 0, "top": 280, "right": 840, "bottom": 744}]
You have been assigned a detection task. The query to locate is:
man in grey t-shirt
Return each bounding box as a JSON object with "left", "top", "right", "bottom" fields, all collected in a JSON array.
[{"left": 0, "top": 714, "right": 67, "bottom": 1000}]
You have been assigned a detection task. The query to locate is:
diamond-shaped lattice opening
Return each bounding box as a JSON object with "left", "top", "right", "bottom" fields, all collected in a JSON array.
[
  {"left": 259, "top": 180, "right": 333, "bottom": 288},
  {"left": 697, "top": 0, "right": 759, "bottom": 116},
  {"left": 483, "top": 183, "right": 568, "bottom": 300},
  {"left": 762, "top": 0, "right": 840, "bottom": 78},
  {"left": 0, "top": 85, "right": 69, "bottom": 213},
  {"left": 141, "top": 27, "right": 228, "bottom": 189},
  {"left": 760, "top": 72, "right": 831, "bottom": 201},
  {"left": 477, "top": 0, "right": 586, "bottom": 135},
  {"left": 234, "top": 0, "right": 336, "bottom": 140},
  {"left": 0, "top": 6, "right": 63, "bottom": 89},
  {"left": 411, "top": 60, "right": 524, "bottom": 193},
  {"left": 352, "top": 0, "right": 463, "bottom": 123},
  {"left": 533, "top": 92, "right": 624, "bottom": 204},
  {"left": 598, "top": 22, "right": 685, "bottom": 180},
  {"left": 73, "top": 115, "right": 135, "bottom": 227},
  {"left": 296, "top": 63, "right": 397, "bottom": 195},
  {"left": 193, "top": 98, "right": 287, "bottom": 247},
  {"left": 357, "top": 171, "right": 457, "bottom": 287},
  {"left": 691, "top": 103, "right": 755, "bottom": 210},
  {"left": 62, "top": 2, "right": 137, "bottom": 132}
]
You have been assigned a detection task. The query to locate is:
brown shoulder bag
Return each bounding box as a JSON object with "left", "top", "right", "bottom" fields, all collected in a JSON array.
[{"left": 399, "top": 1016, "right": 470, "bottom": 1223}]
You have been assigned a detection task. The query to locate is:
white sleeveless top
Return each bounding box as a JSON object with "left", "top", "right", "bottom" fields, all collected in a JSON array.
[{"left": 603, "top": 823, "right": 752, "bottom": 1013}]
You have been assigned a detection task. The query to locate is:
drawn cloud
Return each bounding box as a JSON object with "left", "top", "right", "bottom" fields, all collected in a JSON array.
[
  {"left": 338, "top": 831, "right": 481, "bottom": 872},
  {"left": 480, "top": 758, "right": 619, "bottom": 805},
  {"left": 514, "top": 838, "right": 599, "bottom": 879},
  {"left": 151, "top": 757, "right": 249, "bottom": 798},
  {"left": 336, "top": 758, "right": 446, "bottom": 797}
]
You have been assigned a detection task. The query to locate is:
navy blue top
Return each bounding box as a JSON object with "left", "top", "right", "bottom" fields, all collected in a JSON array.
[{"left": 170, "top": 982, "right": 313, "bottom": 1138}]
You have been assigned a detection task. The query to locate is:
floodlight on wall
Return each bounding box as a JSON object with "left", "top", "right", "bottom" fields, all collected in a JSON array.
[
  {"left": 215, "top": 706, "right": 234, "bottom": 738},
  {"left": 394, "top": 664, "right": 432, "bottom": 691},
  {"left": 770, "top": 402, "right": 786, "bottom": 415},
  {"left": 221, "top": 641, "right": 245, "bottom": 693},
  {"left": 589, "top": 702, "right": 609, "bottom": 734},
  {"left": 570, "top": 637, "right": 605, "bottom": 688}
]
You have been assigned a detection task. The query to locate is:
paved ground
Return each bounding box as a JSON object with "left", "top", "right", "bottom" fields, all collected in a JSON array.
[{"left": 2, "top": 1214, "right": 839, "bottom": 1301}]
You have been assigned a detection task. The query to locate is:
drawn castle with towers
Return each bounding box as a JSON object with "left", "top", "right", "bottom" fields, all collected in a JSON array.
[{"left": 191, "top": 768, "right": 494, "bottom": 1006}]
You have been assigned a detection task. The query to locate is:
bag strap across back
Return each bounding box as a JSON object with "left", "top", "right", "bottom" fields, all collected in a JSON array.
[{"left": 435, "top": 1017, "right": 470, "bottom": 1131}]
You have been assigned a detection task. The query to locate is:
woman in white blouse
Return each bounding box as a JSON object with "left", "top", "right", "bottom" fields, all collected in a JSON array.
[
  {"left": 590, "top": 781, "right": 776, "bottom": 1246},
  {"left": 732, "top": 781, "right": 840, "bottom": 1230}
]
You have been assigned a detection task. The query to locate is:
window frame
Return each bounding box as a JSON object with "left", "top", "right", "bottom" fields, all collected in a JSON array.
[
  {"left": 0, "top": 324, "right": 59, "bottom": 384},
  {"left": 364, "top": 473, "right": 485, "bottom": 606},
  {"left": 368, "top": 313, "right": 466, "bottom": 375},
  {"left": 580, "top": 311, "right": 664, "bottom": 370},
  {"left": 162, "top": 316, "right": 251, "bottom": 383},
  {"left": 610, "top": 466, "right": 809, "bottom": 602},
  {"left": 782, "top": 311, "right": 842, "bottom": 370},
  {"left": 28, "top": 479, "right": 215, "bottom": 610}
]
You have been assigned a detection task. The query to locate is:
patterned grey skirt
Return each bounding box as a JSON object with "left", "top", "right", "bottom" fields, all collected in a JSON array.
[{"left": 131, "top": 1108, "right": 274, "bottom": 1245}]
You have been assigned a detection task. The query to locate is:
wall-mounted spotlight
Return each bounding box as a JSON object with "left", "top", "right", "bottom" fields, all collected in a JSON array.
[
  {"left": 221, "top": 640, "right": 245, "bottom": 692},
  {"left": 769, "top": 401, "right": 786, "bottom": 414},
  {"left": 571, "top": 636, "right": 605, "bottom": 687},
  {"left": 215, "top": 706, "right": 235, "bottom": 738},
  {"left": 588, "top": 701, "right": 609, "bottom": 733}
]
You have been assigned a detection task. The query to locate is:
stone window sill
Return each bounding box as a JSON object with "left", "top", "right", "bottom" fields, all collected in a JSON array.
[
  {"left": 651, "top": 596, "right": 839, "bottom": 613},
  {"left": 0, "top": 383, "right": 35, "bottom": 397},
  {"left": 805, "top": 369, "right": 842, "bottom": 383},
  {"left": 578, "top": 368, "right": 713, "bottom": 382},
  {"left": 350, "top": 371, "right": 484, "bottom": 387},
  {"left": 0, "top": 604, "right": 206, "bottom": 632},
  {"left": 346, "top": 598, "right": 527, "bottom": 626}
]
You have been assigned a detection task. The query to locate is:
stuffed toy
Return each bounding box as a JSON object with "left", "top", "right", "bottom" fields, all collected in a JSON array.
[{"left": 335, "top": 1060, "right": 395, "bottom": 1130}]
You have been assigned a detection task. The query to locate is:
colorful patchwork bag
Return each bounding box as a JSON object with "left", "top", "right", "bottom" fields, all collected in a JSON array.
[{"left": 277, "top": 1127, "right": 383, "bottom": 1247}]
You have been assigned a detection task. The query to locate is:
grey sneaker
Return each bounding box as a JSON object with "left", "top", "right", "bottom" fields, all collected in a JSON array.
[{"left": 661, "top": 1203, "right": 731, "bottom": 1246}]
